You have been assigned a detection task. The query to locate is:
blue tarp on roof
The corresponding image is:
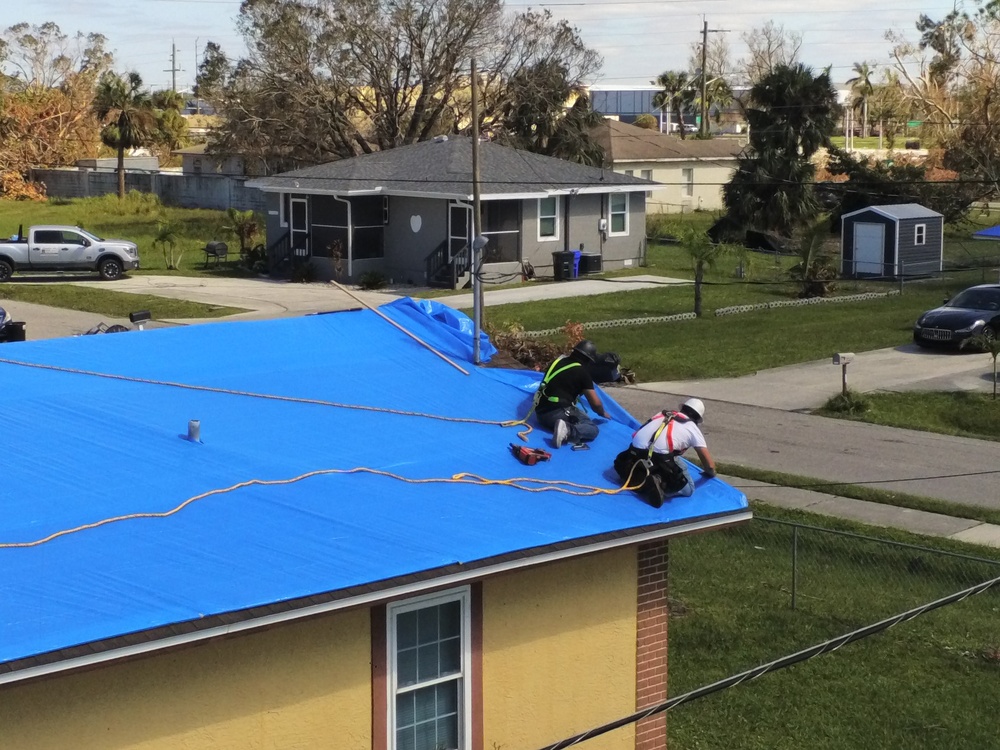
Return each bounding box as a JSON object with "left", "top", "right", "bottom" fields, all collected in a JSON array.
[
  {"left": 0, "top": 298, "right": 747, "bottom": 668},
  {"left": 973, "top": 224, "right": 1000, "bottom": 240}
]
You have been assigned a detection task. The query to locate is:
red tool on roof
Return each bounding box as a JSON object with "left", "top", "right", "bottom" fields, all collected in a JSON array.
[{"left": 510, "top": 444, "right": 552, "bottom": 466}]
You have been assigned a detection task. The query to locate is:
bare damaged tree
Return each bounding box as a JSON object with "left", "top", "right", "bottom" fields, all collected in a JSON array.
[
  {"left": 738, "top": 21, "right": 802, "bottom": 85},
  {"left": 1, "top": 22, "right": 112, "bottom": 91},
  {"left": 202, "top": 0, "right": 601, "bottom": 171}
]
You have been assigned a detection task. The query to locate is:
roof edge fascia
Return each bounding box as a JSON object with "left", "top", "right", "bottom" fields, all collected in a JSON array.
[{"left": 0, "top": 509, "right": 751, "bottom": 686}]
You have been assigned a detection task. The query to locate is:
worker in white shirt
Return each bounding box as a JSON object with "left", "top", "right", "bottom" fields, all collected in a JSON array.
[{"left": 613, "top": 398, "right": 717, "bottom": 507}]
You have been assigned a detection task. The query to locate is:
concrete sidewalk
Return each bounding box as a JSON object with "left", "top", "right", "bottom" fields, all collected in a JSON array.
[
  {"left": 727, "top": 475, "right": 1000, "bottom": 548},
  {"left": 438, "top": 274, "right": 691, "bottom": 310},
  {"left": 635, "top": 344, "right": 995, "bottom": 411}
]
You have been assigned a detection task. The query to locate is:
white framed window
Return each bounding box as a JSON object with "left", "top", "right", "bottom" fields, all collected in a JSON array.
[
  {"left": 609, "top": 193, "right": 629, "bottom": 236},
  {"left": 914, "top": 223, "right": 926, "bottom": 246},
  {"left": 538, "top": 196, "right": 560, "bottom": 241},
  {"left": 388, "top": 587, "right": 471, "bottom": 750},
  {"left": 641, "top": 169, "right": 653, "bottom": 198},
  {"left": 624, "top": 169, "right": 634, "bottom": 177},
  {"left": 682, "top": 168, "right": 694, "bottom": 198},
  {"left": 279, "top": 193, "right": 290, "bottom": 227}
]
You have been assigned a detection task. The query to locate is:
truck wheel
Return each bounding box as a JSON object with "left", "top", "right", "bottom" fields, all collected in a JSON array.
[
  {"left": 0, "top": 259, "right": 12, "bottom": 281},
  {"left": 98, "top": 257, "right": 123, "bottom": 281}
]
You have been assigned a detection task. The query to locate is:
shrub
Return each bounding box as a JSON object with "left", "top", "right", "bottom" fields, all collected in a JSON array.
[
  {"left": 633, "top": 114, "right": 658, "bottom": 130},
  {"left": 81, "top": 191, "right": 163, "bottom": 216},
  {"left": 291, "top": 261, "right": 318, "bottom": 283},
  {"left": 358, "top": 270, "right": 387, "bottom": 290},
  {"left": 0, "top": 172, "right": 46, "bottom": 201},
  {"left": 823, "top": 389, "right": 871, "bottom": 415}
]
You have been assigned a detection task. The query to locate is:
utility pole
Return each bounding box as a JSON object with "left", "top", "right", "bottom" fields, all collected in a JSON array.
[
  {"left": 699, "top": 18, "right": 728, "bottom": 138},
  {"left": 194, "top": 37, "right": 200, "bottom": 113},
  {"left": 163, "top": 41, "right": 182, "bottom": 92},
  {"left": 471, "top": 58, "right": 483, "bottom": 365}
]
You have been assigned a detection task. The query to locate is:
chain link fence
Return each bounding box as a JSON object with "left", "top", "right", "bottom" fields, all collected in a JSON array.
[{"left": 663, "top": 513, "right": 1000, "bottom": 749}]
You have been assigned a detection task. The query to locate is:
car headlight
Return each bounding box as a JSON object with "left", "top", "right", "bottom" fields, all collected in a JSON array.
[
  {"left": 956, "top": 320, "right": 986, "bottom": 334},
  {"left": 128, "top": 246, "right": 138, "bottom": 257},
  {"left": 0, "top": 308, "right": 10, "bottom": 326}
]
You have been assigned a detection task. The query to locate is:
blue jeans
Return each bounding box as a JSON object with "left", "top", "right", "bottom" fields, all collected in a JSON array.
[
  {"left": 668, "top": 460, "right": 695, "bottom": 498},
  {"left": 537, "top": 405, "right": 599, "bottom": 443}
]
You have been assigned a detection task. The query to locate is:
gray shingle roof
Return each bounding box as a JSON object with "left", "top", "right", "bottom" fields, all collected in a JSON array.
[
  {"left": 247, "top": 136, "right": 654, "bottom": 197},
  {"left": 846, "top": 203, "right": 944, "bottom": 220},
  {"left": 591, "top": 119, "right": 745, "bottom": 164}
]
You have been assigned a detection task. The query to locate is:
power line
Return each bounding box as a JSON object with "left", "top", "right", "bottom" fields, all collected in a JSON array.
[{"left": 535, "top": 572, "right": 1000, "bottom": 750}]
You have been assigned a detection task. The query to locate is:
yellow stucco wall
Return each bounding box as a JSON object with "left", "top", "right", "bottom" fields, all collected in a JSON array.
[
  {"left": 0, "top": 607, "right": 372, "bottom": 750},
  {"left": 482, "top": 546, "right": 638, "bottom": 750},
  {"left": 617, "top": 160, "right": 736, "bottom": 213}
]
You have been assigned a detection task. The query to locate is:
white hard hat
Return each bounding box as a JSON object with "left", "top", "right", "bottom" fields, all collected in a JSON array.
[{"left": 680, "top": 398, "right": 705, "bottom": 423}]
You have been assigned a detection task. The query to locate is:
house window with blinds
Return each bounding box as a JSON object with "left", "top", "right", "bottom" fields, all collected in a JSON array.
[
  {"left": 389, "top": 588, "right": 471, "bottom": 750},
  {"left": 609, "top": 193, "right": 629, "bottom": 236}
]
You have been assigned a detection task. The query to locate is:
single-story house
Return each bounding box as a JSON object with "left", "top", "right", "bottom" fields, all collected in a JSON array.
[
  {"left": 0, "top": 301, "right": 749, "bottom": 750},
  {"left": 590, "top": 120, "right": 745, "bottom": 215},
  {"left": 172, "top": 142, "right": 247, "bottom": 176},
  {"left": 246, "top": 136, "right": 657, "bottom": 287},
  {"left": 840, "top": 203, "right": 944, "bottom": 278}
]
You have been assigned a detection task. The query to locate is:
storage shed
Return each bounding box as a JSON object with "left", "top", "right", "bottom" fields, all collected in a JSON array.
[{"left": 841, "top": 203, "right": 943, "bottom": 278}]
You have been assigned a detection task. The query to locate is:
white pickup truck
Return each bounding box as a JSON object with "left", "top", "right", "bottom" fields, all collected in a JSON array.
[{"left": 0, "top": 225, "right": 140, "bottom": 281}]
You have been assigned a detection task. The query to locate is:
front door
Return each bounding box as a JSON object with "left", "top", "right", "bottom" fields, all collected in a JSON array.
[
  {"left": 854, "top": 222, "right": 885, "bottom": 276},
  {"left": 290, "top": 198, "right": 309, "bottom": 256},
  {"left": 449, "top": 203, "right": 471, "bottom": 258}
]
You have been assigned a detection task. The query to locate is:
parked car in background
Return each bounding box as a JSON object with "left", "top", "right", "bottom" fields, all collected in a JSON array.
[
  {"left": 0, "top": 225, "right": 139, "bottom": 281},
  {"left": 913, "top": 284, "right": 1000, "bottom": 349}
]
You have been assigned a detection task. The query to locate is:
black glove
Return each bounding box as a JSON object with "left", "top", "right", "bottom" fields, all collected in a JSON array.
[{"left": 703, "top": 468, "right": 717, "bottom": 479}]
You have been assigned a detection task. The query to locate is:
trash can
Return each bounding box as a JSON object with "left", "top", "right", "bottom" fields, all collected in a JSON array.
[
  {"left": 552, "top": 251, "right": 575, "bottom": 281},
  {"left": 4, "top": 321, "right": 26, "bottom": 342},
  {"left": 572, "top": 250, "right": 582, "bottom": 279},
  {"left": 578, "top": 253, "right": 603, "bottom": 275}
]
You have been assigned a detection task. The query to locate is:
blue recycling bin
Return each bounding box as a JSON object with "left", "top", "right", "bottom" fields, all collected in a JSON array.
[{"left": 572, "top": 250, "right": 582, "bottom": 279}]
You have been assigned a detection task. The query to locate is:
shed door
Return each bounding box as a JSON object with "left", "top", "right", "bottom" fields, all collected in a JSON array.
[{"left": 853, "top": 222, "right": 885, "bottom": 276}]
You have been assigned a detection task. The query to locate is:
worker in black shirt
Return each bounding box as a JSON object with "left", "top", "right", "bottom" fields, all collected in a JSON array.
[{"left": 534, "top": 340, "right": 610, "bottom": 448}]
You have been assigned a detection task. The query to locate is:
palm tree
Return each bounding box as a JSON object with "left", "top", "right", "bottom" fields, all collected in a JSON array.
[
  {"left": 846, "top": 62, "right": 875, "bottom": 139},
  {"left": 723, "top": 63, "right": 839, "bottom": 236},
  {"left": 224, "top": 208, "right": 261, "bottom": 257},
  {"left": 92, "top": 71, "right": 156, "bottom": 198},
  {"left": 152, "top": 221, "right": 183, "bottom": 270},
  {"left": 652, "top": 71, "right": 695, "bottom": 139},
  {"left": 672, "top": 224, "right": 733, "bottom": 316},
  {"left": 788, "top": 215, "right": 838, "bottom": 297}
]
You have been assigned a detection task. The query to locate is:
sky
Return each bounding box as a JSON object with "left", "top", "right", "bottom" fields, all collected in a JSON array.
[{"left": 14, "top": 0, "right": 964, "bottom": 92}]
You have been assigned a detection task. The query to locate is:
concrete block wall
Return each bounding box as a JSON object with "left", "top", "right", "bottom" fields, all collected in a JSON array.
[{"left": 29, "top": 169, "right": 266, "bottom": 212}]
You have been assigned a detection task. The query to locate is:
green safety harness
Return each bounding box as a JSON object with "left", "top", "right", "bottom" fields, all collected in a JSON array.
[{"left": 533, "top": 356, "right": 583, "bottom": 409}]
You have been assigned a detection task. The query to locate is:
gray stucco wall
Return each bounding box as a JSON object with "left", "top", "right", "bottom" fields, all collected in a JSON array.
[
  {"left": 519, "top": 192, "right": 645, "bottom": 276},
  {"left": 382, "top": 196, "right": 449, "bottom": 285},
  {"left": 897, "top": 216, "right": 943, "bottom": 275}
]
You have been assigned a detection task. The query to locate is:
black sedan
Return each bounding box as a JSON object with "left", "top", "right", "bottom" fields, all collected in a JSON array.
[{"left": 913, "top": 284, "right": 1000, "bottom": 349}]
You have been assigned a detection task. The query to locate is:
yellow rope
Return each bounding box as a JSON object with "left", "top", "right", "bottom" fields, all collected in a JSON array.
[
  {"left": 0, "top": 464, "right": 647, "bottom": 549},
  {"left": 0, "top": 357, "right": 533, "bottom": 439}
]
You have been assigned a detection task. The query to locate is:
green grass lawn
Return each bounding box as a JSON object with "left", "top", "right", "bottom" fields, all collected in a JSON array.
[
  {"left": 816, "top": 390, "right": 1000, "bottom": 442},
  {"left": 483, "top": 270, "right": 987, "bottom": 381},
  {"left": 0, "top": 283, "right": 243, "bottom": 319},
  {"left": 0, "top": 194, "right": 245, "bottom": 276},
  {"left": 667, "top": 504, "right": 1000, "bottom": 750}
]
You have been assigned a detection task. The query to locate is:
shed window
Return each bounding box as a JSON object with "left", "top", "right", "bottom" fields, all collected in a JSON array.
[
  {"left": 914, "top": 223, "right": 926, "bottom": 246},
  {"left": 389, "top": 588, "right": 470, "bottom": 750},
  {"left": 609, "top": 193, "right": 629, "bottom": 235}
]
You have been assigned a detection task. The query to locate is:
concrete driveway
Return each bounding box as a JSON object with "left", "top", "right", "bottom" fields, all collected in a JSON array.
[
  {"left": 636, "top": 344, "right": 997, "bottom": 411},
  {"left": 68, "top": 275, "right": 402, "bottom": 322}
]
